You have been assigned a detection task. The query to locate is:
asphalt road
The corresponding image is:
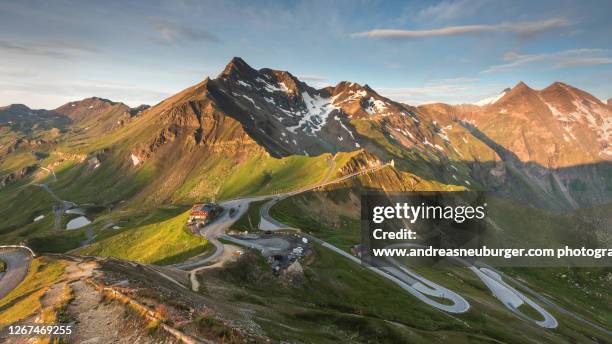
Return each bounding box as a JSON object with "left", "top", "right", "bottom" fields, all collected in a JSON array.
[
  {"left": 35, "top": 183, "right": 75, "bottom": 231},
  {"left": 478, "top": 263, "right": 610, "bottom": 334},
  {"left": 173, "top": 197, "right": 263, "bottom": 270},
  {"left": 0, "top": 248, "right": 33, "bottom": 300},
  {"left": 383, "top": 243, "right": 558, "bottom": 327}
]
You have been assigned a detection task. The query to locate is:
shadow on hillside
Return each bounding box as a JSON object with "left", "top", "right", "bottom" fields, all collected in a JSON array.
[
  {"left": 341, "top": 118, "right": 612, "bottom": 212},
  {"left": 455, "top": 121, "right": 612, "bottom": 211}
]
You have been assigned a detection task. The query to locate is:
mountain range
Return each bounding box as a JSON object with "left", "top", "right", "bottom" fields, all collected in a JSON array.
[{"left": 1, "top": 57, "right": 611, "bottom": 222}]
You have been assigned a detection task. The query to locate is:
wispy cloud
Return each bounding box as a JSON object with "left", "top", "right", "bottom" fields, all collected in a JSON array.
[
  {"left": 0, "top": 40, "right": 97, "bottom": 58},
  {"left": 417, "top": 0, "right": 487, "bottom": 23},
  {"left": 352, "top": 18, "right": 569, "bottom": 39},
  {"left": 297, "top": 74, "right": 327, "bottom": 82},
  {"left": 483, "top": 48, "right": 612, "bottom": 73},
  {"left": 297, "top": 74, "right": 328, "bottom": 88},
  {"left": 147, "top": 18, "right": 219, "bottom": 45}
]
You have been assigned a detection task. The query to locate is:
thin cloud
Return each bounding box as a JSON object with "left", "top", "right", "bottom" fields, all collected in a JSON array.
[
  {"left": 555, "top": 57, "right": 612, "bottom": 68},
  {"left": 297, "top": 74, "right": 329, "bottom": 88},
  {"left": 352, "top": 18, "right": 569, "bottom": 39},
  {"left": 0, "top": 40, "right": 97, "bottom": 58},
  {"left": 297, "top": 75, "right": 327, "bottom": 82},
  {"left": 483, "top": 48, "right": 612, "bottom": 73},
  {"left": 147, "top": 18, "right": 219, "bottom": 45},
  {"left": 417, "top": 0, "right": 487, "bottom": 23}
]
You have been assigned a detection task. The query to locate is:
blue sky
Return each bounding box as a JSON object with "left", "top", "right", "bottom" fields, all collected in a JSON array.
[{"left": 1, "top": 0, "right": 611, "bottom": 108}]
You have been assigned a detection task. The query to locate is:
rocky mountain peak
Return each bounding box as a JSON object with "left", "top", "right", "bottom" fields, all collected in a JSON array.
[
  {"left": 511, "top": 81, "right": 534, "bottom": 93},
  {"left": 495, "top": 81, "right": 539, "bottom": 105},
  {"left": 547, "top": 81, "right": 567, "bottom": 88},
  {"left": 220, "top": 56, "right": 259, "bottom": 80}
]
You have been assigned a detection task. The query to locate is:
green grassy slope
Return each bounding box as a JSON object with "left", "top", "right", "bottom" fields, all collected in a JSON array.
[
  {"left": 230, "top": 200, "right": 266, "bottom": 232},
  {"left": 0, "top": 184, "right": 56, "bottom": 241},
  {"left": 77, "top": 210, "right": 209, "bottom": 265}
]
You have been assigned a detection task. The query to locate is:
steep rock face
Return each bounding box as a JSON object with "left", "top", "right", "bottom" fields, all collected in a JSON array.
[
  {"left": 337, "top": 150, "right": 381, "bottom": 175},
  {"left": 208, "top": 57, "right": 360, "bottom": 157},
  {"left": 206, "top": 57, "right": 449, "bottom": 158}
]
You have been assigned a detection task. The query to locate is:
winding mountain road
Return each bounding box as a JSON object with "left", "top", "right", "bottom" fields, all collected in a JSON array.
[
  {"left": 174, "top": 161, "right": 390, "bottom": 271},
  {"left": 0, "top": 247, "right": 33, "bottom": 300}
]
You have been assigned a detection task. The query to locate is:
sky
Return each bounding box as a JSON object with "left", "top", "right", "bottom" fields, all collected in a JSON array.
[{"left": 1, "top": 0, "right": 611, "bottom": 109}]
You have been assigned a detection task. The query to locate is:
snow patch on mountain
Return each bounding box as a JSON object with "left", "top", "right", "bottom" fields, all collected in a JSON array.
[
  {"left": 334, "top": 115, "right": 356, "bottom": 140},
  {"left": 257, "top": 77, "right": 288, "bottom": 94},
  {"left": 130, "top": 154, "right": 140, "bottom": 166},
  {"left": 334, "top": 89, "right": 368, "bottom": 105},
  {"left": 287, "top": 92, "right": 339, "bottom": 135},
  {"left": 365, "top": 98, "right": 390, "bottom": 116},
  {"left": 237, "top": 80, "right": 252, "bottom": 88}
]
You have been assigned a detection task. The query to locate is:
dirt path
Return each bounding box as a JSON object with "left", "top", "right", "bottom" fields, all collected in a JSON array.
[
  {"left": 189, "top": 244, "right": 241, "bottom": 292},
  {"left": 67, "top": 269, "right": 177, "bottom": 343}
]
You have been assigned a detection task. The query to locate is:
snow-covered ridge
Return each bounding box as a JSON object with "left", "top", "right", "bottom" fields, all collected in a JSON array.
[{"left": 474, "top": 91, "right": 507, "bottom": 106}]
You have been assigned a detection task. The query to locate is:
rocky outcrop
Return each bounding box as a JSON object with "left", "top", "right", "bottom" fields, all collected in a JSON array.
[
  {"left": 0, "top": 164, "right": 39, "bottom": 187},
  {"left": 338, "top": 150, "right": 381, "bottom": 175},
  {"left": 281, "top": 260, "right": 305, "bottom": 286}
]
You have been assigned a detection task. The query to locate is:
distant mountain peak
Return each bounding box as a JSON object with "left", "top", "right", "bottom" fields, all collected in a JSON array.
[
  {"left": 513, "top": 81, "right": 532, "bottom": 90},
  {"left": 503, "top": 81, "right": 539, "bottom": 99},
  {"left": 543, "top": 81, "right": 572, "bottom": 93},
  {"left": 2, "top": 104, "right": 31, "bottom": 113},
  {"left": 549, "top": 81, "right": 568, "bottom": 87},
  {"left": 89, "top": 96, "right": 118, "bottom": 105},
  {"left": 220, "top": 56, "right": 258, "bottom": 79}
]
